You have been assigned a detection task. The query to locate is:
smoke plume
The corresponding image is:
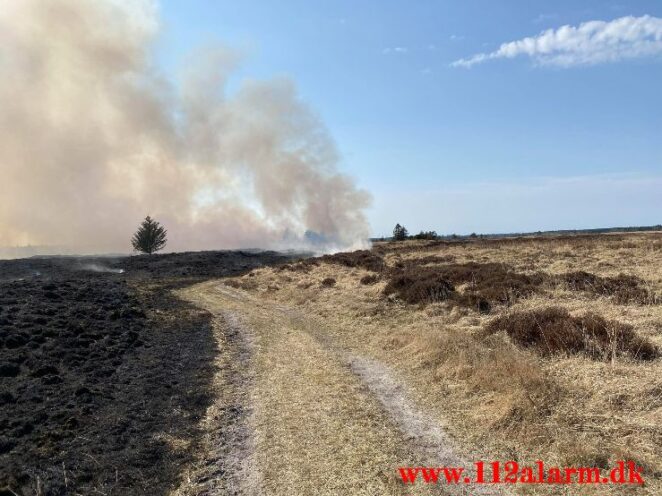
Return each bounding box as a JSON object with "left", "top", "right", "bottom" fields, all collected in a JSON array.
[{"left": 0, "top": 0, "right": 371, "bottom": 255}]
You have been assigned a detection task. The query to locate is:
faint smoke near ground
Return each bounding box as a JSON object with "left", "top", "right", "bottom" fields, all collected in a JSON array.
[
  {"left": 0, "top": 0, "right": 371, "bottom": 257},
  {"left": 79, "top": 263, "right": 125, "bottom": 274}
]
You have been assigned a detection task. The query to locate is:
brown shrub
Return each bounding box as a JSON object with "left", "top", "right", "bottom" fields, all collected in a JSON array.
[
  {"left": 560, "top": 271, "right": 652, "bottom": 304},
  {"left": 320, "top": 277, "right": 336, "bottom": 288},
  {"left": 438, "top": 263, "right": 546, "bottom": 305},
  {"left": 383, "top": 262, "right": 546, "bottom": 310},
  {"left": 383, "top": 267, "right": 455, "bottom": 304},
  {"left": 483, "top": 307, "right": 659, "bottom": 361},
  {"left": 360, "top": 274, "right": 379, "bottom": 285},
  {"left": 561, "top": 270, "right": 600, "bottom": 290},
  {"left": 317, "top": 250, "right": 385, "bottom": 272}
]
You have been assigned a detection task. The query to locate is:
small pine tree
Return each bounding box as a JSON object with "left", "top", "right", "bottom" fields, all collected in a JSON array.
[
  {"left": 131, "top": 216, "right": 167, "bottom": 254},
  {"left": 392, "top": 223, "right": 408, "bottom": 241}
]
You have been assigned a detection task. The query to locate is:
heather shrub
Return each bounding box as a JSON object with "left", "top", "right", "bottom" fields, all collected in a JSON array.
[
  {"left": 317, "top": 250, "right": 385, "bottom": 272},
  {"left": 383, "top": 267, "right": 455, "bottom": 304},
  {"left": 383, "top": 262, "right": 547, "bottom": 311},
  {"left": 360, "top": 274, "right": 379, "bottom": 285},
  {"left": 560, "top": 271, "right": 653, "bottom": 304},
  {"left": 483, "top": 307, "right": 659, "bottom": 361}
]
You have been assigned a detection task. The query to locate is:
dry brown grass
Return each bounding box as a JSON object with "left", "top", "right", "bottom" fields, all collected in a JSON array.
[{"left": 225, "top": 231, "right": 662, "bottom": 495}]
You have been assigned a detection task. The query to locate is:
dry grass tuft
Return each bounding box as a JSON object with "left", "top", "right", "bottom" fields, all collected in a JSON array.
[
  {"left": 224, "top": 278, "right": 259, "bottom": 291},
  {"left": 484, "top": 307, "right": 660, "bottom": 361},
  {"left": 424, "top": 330, "right": 559, "bottom": 407},
  {"left": 402, "top": 254, "right": 456, "bottom": 266},
  {"left": 277, "top": 260, "right": 319, "bottom": 273}
]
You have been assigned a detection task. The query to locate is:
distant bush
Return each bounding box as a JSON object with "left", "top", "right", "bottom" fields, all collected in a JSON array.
[
  {"left": 411, "top": 230, "right": 438, "bottom": 240},
  {"left": 320, "top": 277, "right": 336, "bottom": 288},
  {"left": 483, "top": 307, "right": 659, "bottom": 361}
]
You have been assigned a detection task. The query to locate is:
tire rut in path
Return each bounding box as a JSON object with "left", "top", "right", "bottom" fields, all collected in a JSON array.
[
  {"left": 179, "top": 282, "right": 506, "bottom": 495},
  {"left": 170, "top": 296, "right": 260, "bottom": 496},
  {"left": 347, "top": 356, "right": 505, "bottom": 495},
  {"left": 277, "top": 292, "right": 505, "bottom": 495}
]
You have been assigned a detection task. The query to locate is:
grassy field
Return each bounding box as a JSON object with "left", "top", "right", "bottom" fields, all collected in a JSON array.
[{"left": 220, "top": 232, "right": 662, "bottom": 494}]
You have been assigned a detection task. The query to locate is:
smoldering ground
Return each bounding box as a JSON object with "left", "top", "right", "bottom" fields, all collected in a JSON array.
[
  {"left": 0, "top": 250, "right": 294, "bottom": 494},
  {"left": 0, "top": 0, "right": 371, "bottom": 255}
]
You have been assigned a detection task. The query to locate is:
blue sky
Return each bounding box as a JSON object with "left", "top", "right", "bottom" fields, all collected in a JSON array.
[{"left": 158, "top": 0, "right": 662, "bottom": 236}]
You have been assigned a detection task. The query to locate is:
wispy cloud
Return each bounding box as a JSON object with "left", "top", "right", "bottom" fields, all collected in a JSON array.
[
  {"left": 383, "top": 46, "right": 408, "bottom": 54},
  {"left": 452, "top": 15, "right": 662, "bottom": 68},
  {"left": 533, "top": 13, "right": 559, "bottom": 24}
]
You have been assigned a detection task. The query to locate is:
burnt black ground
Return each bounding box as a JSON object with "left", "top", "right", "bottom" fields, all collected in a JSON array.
[{"left": 0, "top": 250, "right": 293, "bottom": 495}]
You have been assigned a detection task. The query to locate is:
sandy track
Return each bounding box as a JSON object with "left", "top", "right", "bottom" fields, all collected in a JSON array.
[
  {"left": 176, "top": 281, "right": 505, "bottom": 496},
  {"left": 170, "top": 305, "right": 258, "bottom": 496}
]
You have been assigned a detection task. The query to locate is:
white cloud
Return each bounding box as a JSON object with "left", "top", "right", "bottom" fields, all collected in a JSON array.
[
  {"left": 383, "top": 46, "right": 408, "bottom": 54},
  {"left": 452, "top": 15, "right": 662, "bottom": 68}
]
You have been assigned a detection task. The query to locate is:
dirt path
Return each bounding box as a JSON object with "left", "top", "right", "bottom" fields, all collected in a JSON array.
[
  {"left": 170, "top": 306, "right": 258, "bottom": 496},
  {"left": 174, "top": 281, "right": 505, "bottom": 496}
]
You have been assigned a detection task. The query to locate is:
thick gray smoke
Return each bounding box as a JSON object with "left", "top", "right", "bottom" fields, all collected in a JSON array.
[{"left": 0, "top": 0, "right": 371, "bottom": 255}]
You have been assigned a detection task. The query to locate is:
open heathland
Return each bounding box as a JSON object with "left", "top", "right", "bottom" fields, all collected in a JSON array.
[{"left": 224, "top": 231, "right": 662, "bottom": 495}]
